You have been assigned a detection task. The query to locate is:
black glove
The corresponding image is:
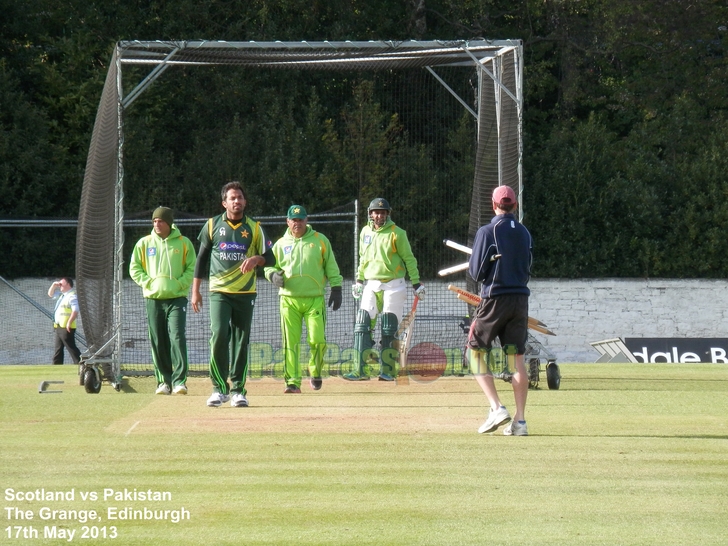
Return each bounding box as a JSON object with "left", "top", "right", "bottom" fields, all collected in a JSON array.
[
  {"left": 328, "top": 286, "right": 342, "bottom": 311},
  {"left": 270, "top": 271, "right": 285, "bottom": 288}
]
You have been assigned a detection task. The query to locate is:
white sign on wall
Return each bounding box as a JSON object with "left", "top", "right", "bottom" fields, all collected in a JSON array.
[{"left": 623, "top": 338, "right": 728, "bottom": 364}]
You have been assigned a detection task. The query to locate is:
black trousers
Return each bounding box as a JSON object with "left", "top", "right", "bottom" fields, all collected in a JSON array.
[{"left": 53, "top": 326, "right": 81, "bottom": 364}]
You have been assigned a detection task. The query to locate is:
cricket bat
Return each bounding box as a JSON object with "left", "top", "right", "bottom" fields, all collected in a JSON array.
[
  {"left": 439, "top": 239, "right": 472, "bottom": 277},
  {"left": 446, "top": 285, "right": 556, "bottom": 336},
  {"left": 444, "top": 239, "right": 472, "bottom": 255},
  {"left": 438, "top": 262, "right": 469, "bottom": 276},
  {"left": 438, "top": 239, "right": 500, "bottom": 277},
  {"left": 393, "top": 298, "right": 419, "bottom": 385}
]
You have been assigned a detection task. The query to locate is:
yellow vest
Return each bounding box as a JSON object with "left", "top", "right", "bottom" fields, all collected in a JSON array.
[{"left": 54, "top": 289, "right": 78, "bottom": 329}]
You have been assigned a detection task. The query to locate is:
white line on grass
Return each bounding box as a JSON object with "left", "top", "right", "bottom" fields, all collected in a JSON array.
[{"left": 125, "top": 421, "right": 140, "bottom": 436}]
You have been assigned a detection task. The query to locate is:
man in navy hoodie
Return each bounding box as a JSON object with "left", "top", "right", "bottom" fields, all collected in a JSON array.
[{"left": 467, "top": 185, "right": 533, "bottom": 436}]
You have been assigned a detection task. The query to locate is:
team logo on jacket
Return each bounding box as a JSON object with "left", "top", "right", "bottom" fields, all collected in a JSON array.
[
  {"left": 363, "top": 235, "right": 372, "bottom": 245},
  {"left": 147, "top": 247, "right": 157, "bottom": 256},
  {"left": 283, "top": 245, "right": 293, "bottom": 255}
]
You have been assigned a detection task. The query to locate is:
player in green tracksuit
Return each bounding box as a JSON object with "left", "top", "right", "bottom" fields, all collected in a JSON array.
[
  {"left": 191, "top": 182, "right": 275, "bottom": 408},
  {"left": 264, "top": 205, "right": 343, "bottom": 392},
  {"left": 130, "top": 207, "right": 197, "bottom": 395},
  {"left": 346, "top": 197, "right": 425, "bottom": 381}
]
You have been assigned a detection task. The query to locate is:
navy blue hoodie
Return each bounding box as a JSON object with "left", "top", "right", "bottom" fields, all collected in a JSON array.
[{"left": 469, "top": 213, "right": 532, "bottom": 298}]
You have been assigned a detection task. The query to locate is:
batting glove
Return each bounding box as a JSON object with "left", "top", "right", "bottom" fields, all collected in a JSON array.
[
  {"left": 328, "top": 286, "right": 343, "bottom": 311},
  {"left": 269, "top": 271, "right": 285, "bottom": 288},
  {"left": 352, "top": 281, "right": 364, "bottom": 300},
  {"left": 413, "top": 283, "right": 426, "bottom": 301}
]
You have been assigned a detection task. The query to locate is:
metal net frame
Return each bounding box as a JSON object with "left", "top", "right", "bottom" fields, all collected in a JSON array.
[{"left": 76, "top": 39, "right": 523, "bottom": 381}]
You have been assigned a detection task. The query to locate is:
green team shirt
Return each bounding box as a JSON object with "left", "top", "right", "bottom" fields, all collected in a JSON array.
[
  {"left": 357, "top": 217, "right": 420, "bottom": 284},
  {"left": 198, "top": 213, "right": 272, "bottom": 294}
]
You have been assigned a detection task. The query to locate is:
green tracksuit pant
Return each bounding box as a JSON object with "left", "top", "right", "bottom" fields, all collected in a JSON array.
[
  {"left": 280, "top": 295, "right": 326, "bottom": 388},
  {"left": 208, "top": 292, "right": 256, "bottom": 395},
  {"left": 145, "top": 297, "right": 189, "bottom": 388}
]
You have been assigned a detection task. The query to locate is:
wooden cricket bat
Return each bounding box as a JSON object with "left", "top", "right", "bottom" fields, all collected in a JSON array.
[
  {"left": 446, "top": 284, "right": 555, "bottom": 336},
  {"left": 393, "top": 298, "right": 419, "bottom": 385},
  {"left": 396, "top": 297, "right": 419, "bottom": 337}
]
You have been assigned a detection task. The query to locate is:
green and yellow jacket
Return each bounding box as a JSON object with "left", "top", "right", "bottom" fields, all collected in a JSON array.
[
  {"left": 265, "top": 225, "right": 342, "bottom": 298},
  {"left": 130, "top": 225, "right": 196, "bottom": 299},
  {"left": 357, "top": 217, "right": 420, "bottom": 284}
]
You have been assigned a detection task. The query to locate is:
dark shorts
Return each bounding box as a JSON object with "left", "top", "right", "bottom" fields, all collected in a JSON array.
[{"left": 467, "top": 294, "right": 529, "bottom": 354}]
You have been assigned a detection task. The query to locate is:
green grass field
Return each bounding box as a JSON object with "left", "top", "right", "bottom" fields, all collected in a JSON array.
[{"left": 1, "top": 363, "right": 726, "bottom": 545}]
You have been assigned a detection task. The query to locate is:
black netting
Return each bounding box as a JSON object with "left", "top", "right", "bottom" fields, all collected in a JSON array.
[
  {"left": 73, "top": 40, "right": 522, "bottom": 377},
  {"left": 76, "top": 49, "right": 121, "bottom": 358},
  {"left": 467, "top": 51, "right": 521, "bottom": 297}
]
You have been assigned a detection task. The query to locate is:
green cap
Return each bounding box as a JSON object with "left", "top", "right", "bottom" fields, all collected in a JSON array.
[{"left": 287, "top": 205, "right": 307, "bottom": 219}]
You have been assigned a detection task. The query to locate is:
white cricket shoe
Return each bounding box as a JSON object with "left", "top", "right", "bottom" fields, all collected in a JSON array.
[
  {"left": 206, "top": 392, "right": 230, "bottom": 407},
  {"left": 172, "top": 384, "right": 188, "bottom": 395},
  {"left": 231, "top": 393, "right": 249, "bottom": 407},
  {"left": 504, "top": 420, "right": 528, "bottom": 436},
  {"left": 155, "top": 383, "right": 171, "bottom": 395},
  {"left": 478, "top": 406, "right": 511, "bottom": 434}
]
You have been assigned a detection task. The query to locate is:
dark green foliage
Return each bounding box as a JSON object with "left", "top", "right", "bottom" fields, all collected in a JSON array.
[
  {"left": 526, "top": 115, "right": 664, "bottom": 277},
  {"left": 2, "top": 0, "right": 728, "bottom": 278}
]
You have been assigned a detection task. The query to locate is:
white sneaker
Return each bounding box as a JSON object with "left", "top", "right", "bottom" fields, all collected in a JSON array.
[
  {"left": 172, "top": 384, "right": 188, "bottom": 395},
  {"left": 231, "top": 393, "right": 249, "bottom": 407},
  {"left": 206, "top": 392, "right": 230, "bottom": 407},
  {"left": 478, "top": 406, "right": 511, "bottom": 433},
  {"left": 155, "top": 383, "right": 171, "bottom": 395},
  {"left": 504, "top": 420, "right": 528, "bottom": 436}
]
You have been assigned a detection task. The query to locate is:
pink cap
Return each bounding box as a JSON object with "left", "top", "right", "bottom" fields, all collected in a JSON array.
[{"left": 492, "top": 185, "right": 516, "bottom": 206}]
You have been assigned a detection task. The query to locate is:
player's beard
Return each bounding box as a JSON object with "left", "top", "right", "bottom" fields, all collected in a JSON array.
[{"left": 371, "top": 214, "right": 388, "bottom": 228}]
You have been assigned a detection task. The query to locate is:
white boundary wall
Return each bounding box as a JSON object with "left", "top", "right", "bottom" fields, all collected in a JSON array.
[
  {"left": 4, "top": 278, "right": 727, "bottom": 364},
  {"left": 529, "top": 278, "right": 728, "bottom": 362}
]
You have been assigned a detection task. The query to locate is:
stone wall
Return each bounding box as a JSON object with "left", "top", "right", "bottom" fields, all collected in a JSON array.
[
  {"left": 4, "top": 278, "right": 727, "bottom": 364},
  {"left": 529, "top": 278, "right": 728, "bottom": 362}
]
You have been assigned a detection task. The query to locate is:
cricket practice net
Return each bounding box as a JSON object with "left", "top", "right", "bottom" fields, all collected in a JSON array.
[{"left": 73, "top": 40, "right": 523, "bottom": 381}]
